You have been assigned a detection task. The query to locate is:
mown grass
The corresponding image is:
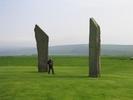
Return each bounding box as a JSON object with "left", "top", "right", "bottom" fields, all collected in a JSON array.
[{"left": 0, "top": 56, "right": 133, "bottom": 100}]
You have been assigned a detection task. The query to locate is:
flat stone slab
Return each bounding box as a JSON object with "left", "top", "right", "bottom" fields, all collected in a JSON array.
[
  {"left": 34, "top": 25, "right": 49, "bottom": 72},
  {"left": 89, "top": 18, "right": 101, "bottom": 77}
]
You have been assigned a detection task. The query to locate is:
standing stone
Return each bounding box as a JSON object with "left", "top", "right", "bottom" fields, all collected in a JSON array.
[
  {"left": 89, "top": 18, "right": 101, "bottom": 77},
  {"left": 34, "top": 25, "right": 49, "bottom": 72}
]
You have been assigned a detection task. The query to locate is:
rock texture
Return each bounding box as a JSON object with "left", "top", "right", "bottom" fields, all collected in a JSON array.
[
  {"left": 34, "top": 25, "right": 49, "bottom": 72},
  {"left": 89, "top": 18, "right": 101, "bottom": 77}
]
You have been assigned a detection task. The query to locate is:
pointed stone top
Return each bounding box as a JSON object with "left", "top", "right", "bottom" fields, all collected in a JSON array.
[
  {"left": 90, "top": 18, "right": 99, "bottom": 28},
  {"left": 35, "top": 24, "right": 42, "bottom": 30},
  {"left": 34, "top": 24, "right": 48, "bottom": 38}
]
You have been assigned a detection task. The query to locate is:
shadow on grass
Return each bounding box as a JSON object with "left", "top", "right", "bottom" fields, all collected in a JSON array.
[
  {"left": 48, "top": 75, "right": 88, "bottom": 79},
  {"left": 29, "top": 71, "right": 88, "bottom": 79}
]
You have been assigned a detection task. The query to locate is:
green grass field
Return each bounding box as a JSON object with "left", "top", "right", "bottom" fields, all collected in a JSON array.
[{"left": 0, "top": 56, "right": 133, "bottom": 100}]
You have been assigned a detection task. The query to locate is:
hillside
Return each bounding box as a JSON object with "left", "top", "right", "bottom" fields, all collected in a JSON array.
[{"left": 0, "top": 44, "right": 133, "bottom": 56}]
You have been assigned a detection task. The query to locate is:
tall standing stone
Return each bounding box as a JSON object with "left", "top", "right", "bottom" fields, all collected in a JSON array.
[
  {"left": 34, "top": 25, "right": 49, "bottom": 72},
  {"left": 89, "top": 18, "right": 101, "bottom": 77}
]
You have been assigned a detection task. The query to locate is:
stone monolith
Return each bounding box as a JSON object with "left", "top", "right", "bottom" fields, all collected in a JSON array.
[
  {"left": 34, "top": 25, "right": 49, "bottom": 72},
  {"left": 89, "top": 18, "right": 101, "bottom": 77}
]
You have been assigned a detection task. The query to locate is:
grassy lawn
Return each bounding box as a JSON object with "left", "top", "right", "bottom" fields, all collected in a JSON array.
[{"left": 0, "top": 56, "right": 133, "bottom": 100}]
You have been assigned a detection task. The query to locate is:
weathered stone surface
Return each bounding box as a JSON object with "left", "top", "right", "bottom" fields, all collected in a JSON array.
[
  {"left": 34, "top": 25, "right": 49, "bottom": 72},
  {"left": 89, "top": 18, "right": 101, "bottom": 77}
]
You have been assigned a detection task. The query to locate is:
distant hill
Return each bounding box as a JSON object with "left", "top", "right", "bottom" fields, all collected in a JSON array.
[
  {"left": 0, "top": 47, "right": 36, "bottom": 56},
  {"left": 0, "top": 44, "right": 133, "bottom": 56},
  {"left": 49, "top": 44, "right": 133, "bottom": 56}
]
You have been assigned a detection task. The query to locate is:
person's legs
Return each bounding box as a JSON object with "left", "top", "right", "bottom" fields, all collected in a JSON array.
[
  {"left": 52, "top": 67, "right": 54, "bottom": 74},
  {"left": 48, "top": 67, "right": 50, "bottom": 74}
]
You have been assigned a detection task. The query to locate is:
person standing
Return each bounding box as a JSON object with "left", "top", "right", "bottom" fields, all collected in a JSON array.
[{"left": 47, "top": 59, "right": 54, "bottom": 74}]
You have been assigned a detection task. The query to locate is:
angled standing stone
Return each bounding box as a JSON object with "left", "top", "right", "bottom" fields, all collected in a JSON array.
[
  {"left": 34, "top": 25, "right": 49, "bottom": 72},
  {"left": 89, "top": 18, "right": 101, "bottom": 77}
]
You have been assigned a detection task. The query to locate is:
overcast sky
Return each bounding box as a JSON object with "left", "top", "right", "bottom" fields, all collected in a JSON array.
[{"left": 0, "top": 0, "right": 133, "bottom": 47}]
